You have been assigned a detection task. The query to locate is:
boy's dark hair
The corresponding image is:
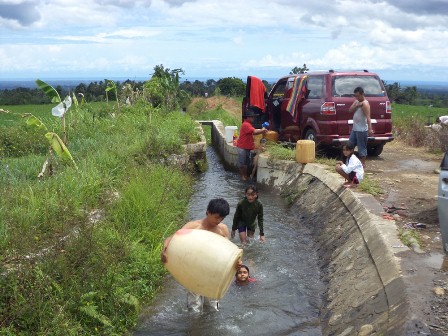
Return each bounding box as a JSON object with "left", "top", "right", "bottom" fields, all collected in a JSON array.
[
  {"left": 354, "top": 87, "right": 364, "bottom": 95},
  {"left": 207, "top": 198, "right": 230, "bottom": 217},
  {"left": 245, "top": 185, "right": 258, "bottom": 193}
]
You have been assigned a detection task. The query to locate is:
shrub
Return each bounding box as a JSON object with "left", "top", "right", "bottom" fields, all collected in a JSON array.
[
  {"left": 0, "top": 125, "right": 48, "bottom": 157},
  {"left": 394, "top": 117, "right": 448, "bottom": 152}
]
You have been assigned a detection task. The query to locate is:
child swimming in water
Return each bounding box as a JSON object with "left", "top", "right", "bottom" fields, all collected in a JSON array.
[{"left": 235, "top": 265, "right": 256, "bottom": 285}]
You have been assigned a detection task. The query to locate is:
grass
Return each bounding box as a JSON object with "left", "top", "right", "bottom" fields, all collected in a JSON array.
[
  {"left": 0, "top": 101, "right": 200, "bottom": 335},
  {"left": 391, "top": 103, "right": 446, "bottom": 123},
  {"left": 188, "top": 100, "right": 241, "bottom": 144},
  {"left": 314, "top": 155, "right": 337, "bottom": 167},
  {"left": 358, "top": 175, "right": 383, "bottom": 196},
  {"left": 265, "top": 142, "right": 295, "bottom": 161},
  {"left": 392, "top": 103, "right": 448, "bottom": 152},
  {"left": 189, "top": 102, "right": 241, "bottom": 128},
  {"left": 399, "top": 227, "right": 421, "bottom": 248}
]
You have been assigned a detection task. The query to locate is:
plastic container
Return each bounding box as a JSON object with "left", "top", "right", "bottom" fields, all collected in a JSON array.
[
  {"left": 253, "top": 134, "right": 263, "bottom": 149},
  {"left": 165, "top": 229, "right": 243, "bottom": 299},
  {"left": 296, "top": 140, "right": 315, "bottom": 163},
  {"left": 225, "top": 126, "right": 238, "bottom": 143},
  {"left": 264, "top": 131, "right": 279, "bottom": 143}
]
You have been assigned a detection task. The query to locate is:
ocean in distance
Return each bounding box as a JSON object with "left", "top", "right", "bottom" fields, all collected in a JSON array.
[{"left": 1, "top": 77, "right": 448, "bottom": 92}]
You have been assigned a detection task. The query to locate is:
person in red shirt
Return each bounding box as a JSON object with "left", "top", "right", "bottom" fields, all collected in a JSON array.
[{"left": 236, "top": 107, "right": 267, "bottom": 180}]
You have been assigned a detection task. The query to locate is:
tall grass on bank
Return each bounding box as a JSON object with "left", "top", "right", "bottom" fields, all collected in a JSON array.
[
  {"left": 392, "top": 103, "right": 448, "bottom": 152},
  {"left": 188, "top": 101, "right": 241, "bottom": 144},
  {"left": 188, "top": 101, "right": 241, "bottom": 128},
  {"left": 0, "top": 102, "right": 199, "bottom": 335}
]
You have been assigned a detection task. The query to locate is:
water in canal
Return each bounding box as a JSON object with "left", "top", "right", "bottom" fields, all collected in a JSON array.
[{"left": 134, "top": 146, "right": 324, "bottom": 336}]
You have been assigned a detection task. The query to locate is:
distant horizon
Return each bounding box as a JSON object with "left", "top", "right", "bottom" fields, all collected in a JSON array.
[
  {"left": 1, "top": 76, "right": 448, "bottom": 84},
  {"left": 1, "top": 77, "right": 448, "bottom": 88}
]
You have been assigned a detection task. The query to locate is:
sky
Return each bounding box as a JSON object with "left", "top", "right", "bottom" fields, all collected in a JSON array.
[{"left": 1, "top": 0, "right": 448, "bottom": 83}]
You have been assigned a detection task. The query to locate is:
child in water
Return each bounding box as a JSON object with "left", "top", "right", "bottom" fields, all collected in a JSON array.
[
  {"left": 235, "top": 265, "right": 256, "bottom": 285},
  {"left": 231, "top": 185, "right": 265, "bottom": 243},
  {"left": 335, "top": 143, "right": 364, "bottom": 188}
]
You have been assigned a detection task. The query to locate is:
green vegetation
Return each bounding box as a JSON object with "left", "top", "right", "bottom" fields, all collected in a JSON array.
[
  {"left": 391, "top": 102, "right": 446, "bottom": 123},
  {"left": 314, "top": 155, "right": 337, "bottom": 167},
  {"left": 385, "top": 82, "right": 448, "bottom": 107},
  {"left": 392, "top": 103, "right": 448, "bottom": 152},
  {"left": 358, "top": 175, "right": 383, "bottom": 196},
  {"left": 0, "top": 94, "right": 201, "bottom": 334},
  {"left": 190, "top": 102, "right": 241, "bottom": 127},
  {"left": 399, "top": 227, "right": 421, "bottom": 248},
  {"left": 265, "top": 143, "right": 295, "bottom": 161},
  {"left": 290, "top": 64, "right": 309, "bottom": 74},
  {"left": 216, "top": 77, "right": 245, "bottom": 96}
]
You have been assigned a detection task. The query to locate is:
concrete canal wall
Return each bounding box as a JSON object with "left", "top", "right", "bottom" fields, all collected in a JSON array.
[{"left": 204, "top": 120, "right": 409, "bottom": 336}]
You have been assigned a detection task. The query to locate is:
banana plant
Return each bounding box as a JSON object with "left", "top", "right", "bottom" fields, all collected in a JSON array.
[
  {"left": 22, "top": 113, "right": 78, "bottom": 176},
  {"left": 35, "top": 79, "right": 72, "bottom": 145},
  {"left": 105, "top": 79, "right": 120, "bottom": 114}
]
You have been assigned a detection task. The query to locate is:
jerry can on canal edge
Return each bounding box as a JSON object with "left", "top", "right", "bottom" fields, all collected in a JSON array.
[
  {"left": 264, "top": 131, "right": 279, "bottom": 143},
  {"left": 296, "top": 140, "right": 315, "bottom": 164}
]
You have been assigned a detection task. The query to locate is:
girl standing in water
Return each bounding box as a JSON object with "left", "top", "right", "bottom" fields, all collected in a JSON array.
[{"left": 231, "top": 185, "right": 265, "bottom": 243}]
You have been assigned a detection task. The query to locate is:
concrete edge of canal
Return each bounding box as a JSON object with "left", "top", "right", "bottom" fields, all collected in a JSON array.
[{"left": 202, "top": 120, "right": 410, "bottom": 336}]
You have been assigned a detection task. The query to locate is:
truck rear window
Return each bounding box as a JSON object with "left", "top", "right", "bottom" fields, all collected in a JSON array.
[{"left": 332, "top": 76, "right": 386, "bottom": 97}]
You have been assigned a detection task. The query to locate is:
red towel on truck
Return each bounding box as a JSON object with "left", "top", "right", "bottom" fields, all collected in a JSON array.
[{"left": 249, "top": 76, "right": 266, "bottom": 112}]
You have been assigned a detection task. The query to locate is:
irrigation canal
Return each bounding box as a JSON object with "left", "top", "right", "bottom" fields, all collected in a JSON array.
[{"left": 133, "top": 145, "right": 325, "bottom": 335}]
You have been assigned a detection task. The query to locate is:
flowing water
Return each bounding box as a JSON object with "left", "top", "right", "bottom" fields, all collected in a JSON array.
[{"left": 134, "top": 146, "right": 324, "bottom": 336}]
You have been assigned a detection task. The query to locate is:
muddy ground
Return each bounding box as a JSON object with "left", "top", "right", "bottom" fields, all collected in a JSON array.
[{"left": 366, "top": 141, "right": 447, "bottom": 335}]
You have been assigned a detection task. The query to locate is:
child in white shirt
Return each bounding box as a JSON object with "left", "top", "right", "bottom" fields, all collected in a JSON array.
[{"left": 335, "top": 143, "right": 364, "bottom": 188}]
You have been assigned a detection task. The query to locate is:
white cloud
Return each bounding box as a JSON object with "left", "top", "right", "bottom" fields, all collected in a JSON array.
[
  {"left": 0, "top": 0, "right": 447, "bottom": 81},
  {"left": 56, "top": 28, "right": 162, "bottom": 43}
]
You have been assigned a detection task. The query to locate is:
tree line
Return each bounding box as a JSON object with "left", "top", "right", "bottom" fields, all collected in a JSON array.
[
  {"left": 1, "top": 67, "right": 447, "bottom": 108},
  {"left": 383, "top": 82, "right": 448, "bottom": 107},
  {"left": 0, "top": 70, "right": 251, "bottom": 107}
]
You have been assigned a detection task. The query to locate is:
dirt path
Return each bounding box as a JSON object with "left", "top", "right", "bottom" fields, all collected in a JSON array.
[{"left": 367, "top": 141, "right": 448, "bottom": 335}]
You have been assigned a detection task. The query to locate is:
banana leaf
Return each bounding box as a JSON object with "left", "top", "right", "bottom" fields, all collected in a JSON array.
[
  {"left": 72, "top": 92, "right": 79, "bottom": 108},
  {"left": 23, "top": 113, "right": 48, "bottom": 131},
  {"left": 45, "top": 132, "right": 77, "bottom": 169},
  {"left": 105, "top": 79, "right": 116, "bottom": 92},
  {"left": 36, "top": 79, "right": 61, "bottom": 104}
]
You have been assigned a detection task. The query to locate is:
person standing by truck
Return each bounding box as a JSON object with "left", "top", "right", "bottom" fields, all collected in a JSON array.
[{"left": 348, "top": 87, "right": 374, "bottom": 167}]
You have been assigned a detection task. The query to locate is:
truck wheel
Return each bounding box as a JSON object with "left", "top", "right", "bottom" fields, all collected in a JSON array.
[
  {"left": 367, "top": 144, "right": 384, "bottom": 156},
  {"left": 304, "top": 129, "right": 316, "bottom": 142}
]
